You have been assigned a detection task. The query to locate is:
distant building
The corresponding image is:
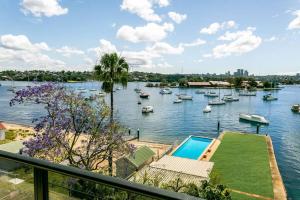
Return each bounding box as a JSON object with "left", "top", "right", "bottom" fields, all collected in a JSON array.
[
  {"left": 233, "top": 69, "right": 249, "bottom": 77},
  {"left": 187, "top": 82, "right": 211, "bottom": 87},
  {"left": 116, "top": 146, "right": 155, "bottom": 178},
  {"left": 0, "top": 122, "right": 6, "bottom": 141},
  {"left": 209, "top": 81, "right": 231, "bottom": 87}
]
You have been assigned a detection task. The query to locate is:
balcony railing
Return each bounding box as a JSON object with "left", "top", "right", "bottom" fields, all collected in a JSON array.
[{"left": 0, "top": 150, "right": 200, "bottom": 200}]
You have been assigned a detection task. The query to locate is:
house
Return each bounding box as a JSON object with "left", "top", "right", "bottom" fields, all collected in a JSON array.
[
  {"left": 0, "top": 122, "right": 6, "bottom": 140},
  {"left": 0, "top": 141, "right": 24, "bottom": 171},
  {"left": 116, "top": 146, "right": 155, "bottom": 178},
  {"left": 187, "top": 82, "right": 211, "bottom": 88},
  {"left": 209, "top": 81, "right": 231, "bottom": 87}
]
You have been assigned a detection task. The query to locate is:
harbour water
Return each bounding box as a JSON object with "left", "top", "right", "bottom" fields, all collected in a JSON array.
[{"left": 0, "top": 81, "right": 299, "bottom": 199}]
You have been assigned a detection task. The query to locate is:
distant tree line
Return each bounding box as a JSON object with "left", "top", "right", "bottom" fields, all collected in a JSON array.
[{"left": 1, "top": 70, "right": 300, "bottom": 85}]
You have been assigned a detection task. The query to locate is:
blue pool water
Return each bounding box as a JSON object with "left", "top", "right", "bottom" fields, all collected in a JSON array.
[{"left": 172, "top": 136, "right": 213, "bottom": 160}]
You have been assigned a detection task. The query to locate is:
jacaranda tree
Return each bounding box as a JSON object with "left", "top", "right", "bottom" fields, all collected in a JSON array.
[{"left": 10, "top": 83, "right": 134, "bottom": 172}]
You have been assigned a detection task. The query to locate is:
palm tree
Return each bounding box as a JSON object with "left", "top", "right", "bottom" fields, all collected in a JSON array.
[{"left": 94, "top": 52, "right": 129, "bottom": 176}]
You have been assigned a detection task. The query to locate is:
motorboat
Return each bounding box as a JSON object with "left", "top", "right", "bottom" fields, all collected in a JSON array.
[
  {"left": 176, "top": 93, "right": 187, "bottom": 96},
  {"left": 140, "top": 92, "right": 150, "bottom": 99},
  {"left": 239, "top": 91, "right": 256, "bottom": 96},
  {"left": 204, "top": 91, "right": 218, "bottom": 97},
  {"left": 142, "top": 106, "right": 154, "bottom": 113},
  {"left": 291, "top": 104, "right": 300, "bottom": 113},
  {"left": 222, "top": 95, "right": 239, "bottom": 102},
  {"left": 203, "top": 105, "right": 212, "bottom": 113},
  {"left": 98, "top": 92, "right": 106, "bottom": 97},
  {"left": 239, "top": 113, "right": 269, "bottom": 124},
  {"left": 173, "top": 99, "right": 183, "bottom": 103},
  {"left": 208, "top": 99, "right": 226, "bottom": 105},
  {"left": 116, "top": 87, "right": 121, "bottom": 90},
  {"left": 195, "top": 90, "right": 205, "bottom": 94},
  {"left": 134, "top": 88, "right": 141, "bottom": 93},
  {"left": 263, "top": 94, "right": 278, "bottom": 101},
  {"left": 178, "top": 95, "right": 193, "bottom": 100},
  {"left": 160, "top": 88, "right": 172, "bottom": 94}
]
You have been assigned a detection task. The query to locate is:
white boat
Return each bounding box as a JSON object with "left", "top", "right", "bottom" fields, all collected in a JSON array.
[
  {"left": 178, "top": 95, "right": 193, "bottom": 100},
  {"left": 222, "top": 95, "right": 239, "bottom": 102},
  {"left": 263, "top": 94, "right": 278, "bottom": 101},
  {"left": 204, "top": 91, "right": 218, "bottom": 97},
  {"left": 239, "top": 113, "right": 269, "bottom": 124},
  {"left": 203, "top": 105, "right": 212, "bottom": 113},
  {"left": 78, "top": 87, "right": 86, "bottom": 91},
  {"left": 142, "top": 106, "right": 154, "bottom": 113},
  {"left": 134, "top": 88, "right": 141, "bottom": 93},
  {"left": 291, "top": 104, "right": 300, "bottom": 113},
  {"left": 208, "top": 100, "right": 226, "bottom": 105},
  {"left": 173, "top": 99, "right": 183, "bottom": 103},
  {"left": 140, "top": 92, "right": 150, "bottom": 98},
  {"left": 116, "top": 87, "right": 121, "bottom": 90},
  {"left": 98, "top": 92, "right": 105, "bottom": 97},
  {"left": 160, "top": 88, "right": 172, "bottom": 94}
]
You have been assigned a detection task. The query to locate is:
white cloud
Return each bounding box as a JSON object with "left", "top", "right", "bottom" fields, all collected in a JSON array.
[
  {"left": 168, "top": 12, "right": 187, "bottom": 24},
  {"left": 0, "top": 34, "right": 50, "bottom": 52},
  {"left": 0, "top": 34, "right": 65, "bottom": 69},
  {"left": 120, "top": 0, "right": 169, "bottom": 22},
  {"left": 56, "top": 46, "right": 85, "bottom": 57},
  {"left": 180, "top": 38, "right": 206, "bottom": 47},
  {"left": 212, "top": 27, "right": 262, "bottom": 58},
  {"left": 200, "top": 20, "right": 236, "bottom": 35},
  {"left": 146, "top": 42, "right": 184, "bottom": 55},
  {"left": 117, "top": 22, "right": 174, "bottom": 43},
  {"left": 288, "top": 10, "right": 300, "bottom": 30},
  {"left": 202, "top": 53, "right": 212, "bottom": 58},
  {"left": 20, "top": 0, "right": 68, "bottom": 17}
]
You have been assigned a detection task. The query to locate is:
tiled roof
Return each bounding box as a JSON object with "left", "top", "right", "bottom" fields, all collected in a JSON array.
[{"left": 0, "top": 123, "right": 6, "bottom": 130}]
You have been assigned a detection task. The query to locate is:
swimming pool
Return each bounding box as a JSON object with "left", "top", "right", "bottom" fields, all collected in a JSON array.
[{"left": 172, "top": 136, "right": 213, "bottom": 160}]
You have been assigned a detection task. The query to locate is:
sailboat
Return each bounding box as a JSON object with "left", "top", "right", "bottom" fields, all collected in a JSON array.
[
  {"left": 208, "top": 88, "right": 226, "bottom": 105},
  {"left": 222, "top": 89, "right": 239, "bottom": 102}
]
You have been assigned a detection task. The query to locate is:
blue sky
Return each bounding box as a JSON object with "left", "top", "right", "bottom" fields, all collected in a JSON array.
[{"left": 0, "top": 0, "right": 300, "bottom": 75}]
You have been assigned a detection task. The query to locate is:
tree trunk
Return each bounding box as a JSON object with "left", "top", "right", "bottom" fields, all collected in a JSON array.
[{"left": 108, "top": 86, "right": 113, "bottom": 176}]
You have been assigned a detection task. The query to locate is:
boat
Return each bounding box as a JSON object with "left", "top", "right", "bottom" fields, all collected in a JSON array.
[
  {"left": 291, "top": 104, "right": 300, "bottom": 113},
  {"left": 160, "top": 88, "right": 172, "bottom": 94},
  {"left": 178, "top": 95, "right": 193, "bottom": 100},
  {"left": 78, "top": 87, "right": 86, "bottom": 91},
  {"left": 204, "top": 91, "right": 218, "bottom": 97},
  {"left": 203, "top": 105, "right": 212, "bottom": 113},
  {"left": 176, "top": 93, "right": 187, "bottom": 96},
  {"left": 89, "top": 89, "right": 97, "bottom": 92},
  {"left": 140, "top": 92, "right": 150, "bottom": 99},
  {"left": 116, "top": 87, "right": 121, "bottom": 90},
  {"left": 98, "top": 92, "right": 105, "bottom": 97},
  {"left": 134, "top": 88, "right": 141, "bottom": 93},
  {"left": 239, "top": 113, "right": 269, "bottom": 124},
  {"left": 239, "top": 90, "right": 256, "bottom": 96},
  {"left": 195, "top": 90, "right": 205, "bottom": 94},
  {"left": 142, "top": 106, "right": 154, "bottom": 113},
  {"left": 137, "top": 101, "right": 142, "bottom": 105},
  {"left": 208, "top": 99, "right": 226, "bottom": 105},
  {"left": 263, "top": 94, "right": 278, "bottom": 101},
  {"left": 222, "top": 95, "right": 239, "bottom": 102},
  {"left": 173, "top": 99, "right": 183, "bottom": 103}
]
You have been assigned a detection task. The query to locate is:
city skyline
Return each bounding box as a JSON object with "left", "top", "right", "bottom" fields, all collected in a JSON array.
[{"left": 0, "top": 0, "right": 300, "bottom": 75}]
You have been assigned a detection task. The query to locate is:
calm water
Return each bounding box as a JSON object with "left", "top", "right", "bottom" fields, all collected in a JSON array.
[{"left": 0, "top": 81, "right": 300, "bottom": 199}]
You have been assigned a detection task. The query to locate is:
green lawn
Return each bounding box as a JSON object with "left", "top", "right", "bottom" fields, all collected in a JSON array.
[{"left": 211, "top": 132, "right": 274, "bottom": 199}]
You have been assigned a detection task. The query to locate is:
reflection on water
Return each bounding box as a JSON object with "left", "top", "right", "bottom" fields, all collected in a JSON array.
[{"left": 0, "top": 81, "right": 300, "bottom": 199}]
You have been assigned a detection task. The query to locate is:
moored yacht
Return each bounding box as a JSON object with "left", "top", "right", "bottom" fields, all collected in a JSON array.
[
  {"left": 239, "top": 90, "right": 256, "bottom": 96},
  {"left": 178, "top": 95, "right": 193, "bottom": 100},
  {"left": 160, "top": 88, "right": 172, "bottom": 94},
  {"left": 291, "top": 104, "right": 300, "bottom": 113},
  {"left": 195, "top": 90, "right": 205, "bottom": 94},
  {"left": 239, "top": 113, "right": 269, "bottom": 124},
  {"left": 140, "top": 92, "right": 150, "bottom": 99},
  {"left": 203, "top": 105, "right": 212, "bottom": 113},
  {"left": 173, "top": 99, "right": 183, "bottom": 103},
  {"left": 204, "top": 91, "right": 218, "bottom": 97},
  {"left": 142, "top": 106, "right": 154, "bottom": 113},
  {"left": 263, "top": 94, "right": 278, "bottom": 101},
  {"left": 208, "top": 99, "right": 226, "bottom": 105},
  {"left": 222, "top": 95, "right": 239, "bottom": 102}
]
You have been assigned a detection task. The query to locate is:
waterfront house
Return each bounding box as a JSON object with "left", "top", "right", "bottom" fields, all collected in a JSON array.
[
  {"left": 0, "top": 122, "right": 6, "bottom": 140},
  {"left": 209, "top": 81, "right": 231, "bottom": 87},
  {"left": 0, "top": 141, "right": 24, "bottom": 171},
  {"left": 116, "top": 146, "right": 155, "bottom": 178}
]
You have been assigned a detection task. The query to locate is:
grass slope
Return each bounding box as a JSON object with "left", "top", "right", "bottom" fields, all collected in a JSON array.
[{"left": 211, "top": 132, "right": 273, "bottom": 199}]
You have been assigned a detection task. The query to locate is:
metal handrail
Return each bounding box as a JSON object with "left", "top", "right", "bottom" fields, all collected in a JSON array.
[{"left": 0, "top": 150, "right": 200, "bottom": 200}]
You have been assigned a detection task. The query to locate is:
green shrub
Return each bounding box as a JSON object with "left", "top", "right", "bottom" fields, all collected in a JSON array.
[{"left": 5, "top": 130, "right": 17, "bottom": 140}]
